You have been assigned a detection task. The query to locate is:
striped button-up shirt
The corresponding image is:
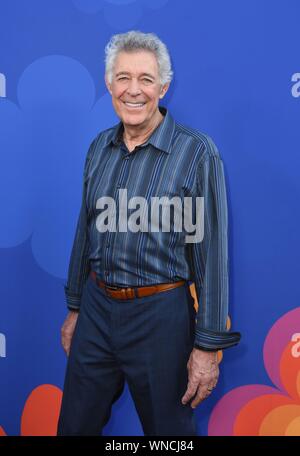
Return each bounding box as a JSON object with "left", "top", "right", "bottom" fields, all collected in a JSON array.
[{"left": 64, "top": 105, "right": 241, "bottom": 350}]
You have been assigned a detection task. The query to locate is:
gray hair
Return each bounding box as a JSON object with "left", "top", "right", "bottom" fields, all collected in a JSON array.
[{"left": 104, "top": 30, "right": 173, "bottom": 86}]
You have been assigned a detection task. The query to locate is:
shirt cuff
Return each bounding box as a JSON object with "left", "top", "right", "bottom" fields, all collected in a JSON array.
[
  {"left": 64, "top": 285, "right": 81, "bottom": 311},
  {"left": 194, "top": 344, "right": 219, "bottom": 352},
  {"left": 68, "top": 307, "right": 80, "bottom": 312},
  {"left": 194, "top": 327, "right": 241, "bottom": 350}
]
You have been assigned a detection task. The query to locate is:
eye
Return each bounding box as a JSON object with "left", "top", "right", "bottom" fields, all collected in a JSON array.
[
  {"left": 118, "top": 77, "right": 128, "bottom": 81},
  {"left": 143, "top": 78, "right": 153, "bottom": 83}
]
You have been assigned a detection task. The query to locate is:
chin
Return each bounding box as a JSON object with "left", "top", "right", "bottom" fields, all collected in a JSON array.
[{"left": 121, "top": 113, "right": 147, "bottom": 126}]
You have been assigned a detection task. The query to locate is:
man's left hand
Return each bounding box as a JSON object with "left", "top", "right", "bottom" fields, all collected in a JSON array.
[{"left": 181, "top": 348, "right": 219, "bottom": 409}]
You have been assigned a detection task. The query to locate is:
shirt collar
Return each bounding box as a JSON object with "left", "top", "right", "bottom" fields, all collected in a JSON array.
[{"left": 107, "top": 105, "right": 175, "bottom": 154}]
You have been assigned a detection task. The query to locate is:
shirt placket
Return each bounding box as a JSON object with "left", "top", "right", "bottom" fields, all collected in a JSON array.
[{"left": 103, "top": 146, "right": 132, "bottom": 285}]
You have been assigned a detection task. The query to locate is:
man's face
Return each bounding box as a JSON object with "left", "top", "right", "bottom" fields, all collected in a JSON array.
[{"left": 105, "top": 50, "right": 169, "bottom": 128}]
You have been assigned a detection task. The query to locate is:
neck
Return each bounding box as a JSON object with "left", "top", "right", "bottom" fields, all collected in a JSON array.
[{"left": 123, "top": 109, "right": 164, "bottom": 151}]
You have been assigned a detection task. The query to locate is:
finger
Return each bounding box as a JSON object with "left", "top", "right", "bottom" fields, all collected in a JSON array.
[
  {"left": 62, "top": 343, "right": 67, "bottom": 355},
  {"left": 182, "top": 368, "right": 219, "bottom": 405},
  {"left": 191, "top": 395, "right": 208, "bottom": 408},
  {"left": 191, "top": 381, "right": 217, "bottom": 408},
  {"left": 207, "top": 383, "right": 216, "bottom": 392},
  {"left": 61, "top": 338, "right": 69, "bottom": 355},
  {"left": 181, "top": 383, "right": 198, "bottom": 404},
  {"left": 61, "top": 337, "right": 67, "bottom": 351},
  {"left": 191, "top": 388, "right": 212, "bottom": 408}
]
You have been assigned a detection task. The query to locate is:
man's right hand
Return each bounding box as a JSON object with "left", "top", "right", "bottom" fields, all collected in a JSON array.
[{"left": 61, "top": 311, "right": 79, "bottom": 356}]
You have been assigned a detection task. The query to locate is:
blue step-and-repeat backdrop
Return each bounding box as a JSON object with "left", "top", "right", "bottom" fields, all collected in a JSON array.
[{"left": 0, "top": 0, "right": 300, "bottom": 436}]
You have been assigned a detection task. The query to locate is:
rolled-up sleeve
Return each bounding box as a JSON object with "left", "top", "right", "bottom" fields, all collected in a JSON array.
[
  {"left": 190, "top": 137, "right": 241, "bottom": 350},
  {"left": 63, "top": 140, "right": 95, "bottom": 311}
]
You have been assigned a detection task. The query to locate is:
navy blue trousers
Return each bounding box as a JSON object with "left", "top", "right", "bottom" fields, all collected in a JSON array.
[{"left": 57, "top": 273, "right": 198, "bottom": 436}]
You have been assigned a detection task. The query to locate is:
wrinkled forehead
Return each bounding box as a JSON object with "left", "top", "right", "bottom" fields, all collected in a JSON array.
[{"left": 113, "top": 50, "right": 159, "bottom": 79}]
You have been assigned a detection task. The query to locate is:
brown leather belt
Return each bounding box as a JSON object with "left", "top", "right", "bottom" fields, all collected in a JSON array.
[{"left": 90, "top": 270, "right": 185, "bottom": 300}]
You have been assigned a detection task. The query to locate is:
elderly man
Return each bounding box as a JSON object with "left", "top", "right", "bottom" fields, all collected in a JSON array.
[{"left": 57, "top": 30, "right": 241, "bottom": 436}]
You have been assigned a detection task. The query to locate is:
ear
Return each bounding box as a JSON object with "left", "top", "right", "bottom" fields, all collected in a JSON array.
[
  {"left": 159, "top": 82, "right": 170, "bottom": 99},
  {"left": 105, "top": 74, "right": 112, "bottom": 95}
]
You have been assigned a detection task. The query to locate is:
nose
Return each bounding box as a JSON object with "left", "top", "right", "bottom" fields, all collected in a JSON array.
[{"left": 126, "top": 78, "right": 142, "bottom": 96}]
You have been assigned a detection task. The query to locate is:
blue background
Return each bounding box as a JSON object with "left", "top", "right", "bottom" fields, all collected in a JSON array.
[{"left": 0, "top": 0, "right": 300, "bottom": 436}]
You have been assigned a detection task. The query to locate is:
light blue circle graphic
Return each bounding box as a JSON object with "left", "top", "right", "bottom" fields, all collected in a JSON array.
[
  {"left": 0, "top": 55, "right": 118, "bottom": 279},
  {"left": 72, "top": 0, "right": 169, "bottom": 28}
]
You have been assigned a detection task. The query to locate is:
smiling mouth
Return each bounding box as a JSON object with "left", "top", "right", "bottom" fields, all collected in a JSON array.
[{"left": 123, "top": 101, "right": 146, "bottom": 109}]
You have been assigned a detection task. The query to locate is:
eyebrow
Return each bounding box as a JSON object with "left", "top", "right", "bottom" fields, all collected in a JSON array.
[{"left": 115, "top": 72, "right": 156, "bottom": 79}]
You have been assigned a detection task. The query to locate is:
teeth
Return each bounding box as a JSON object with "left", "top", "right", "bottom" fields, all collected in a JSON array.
[{"left": 124, "top": 102, "right": 145, "bottom": 107}]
